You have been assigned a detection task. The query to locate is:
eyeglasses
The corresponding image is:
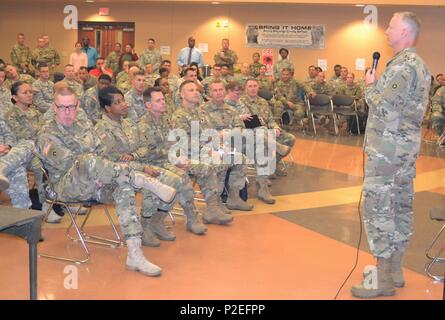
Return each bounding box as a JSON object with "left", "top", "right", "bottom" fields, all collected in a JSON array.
[{"left": 54, "top": 102, "right": 78, "bottom": 111}]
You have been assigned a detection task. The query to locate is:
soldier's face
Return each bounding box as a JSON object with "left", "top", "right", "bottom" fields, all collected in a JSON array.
[
  {"left": 54, "top": 94, "right": 78, "bottom": 127},
  {"left": 147, "top": 91, "right": 166, "bottom": 114},
  {"left": 281, "top": 70, "right": 291, "bottom": 82},
  {"left": 37, "top": 39, "right": 45, "bottom": 48},
  {"left": 106, "top": 93, "right": 128, "bottom": 117},
  {"left": 147, "top": 40, "right": 155, "bottom": 50},
  {"left": 5, "top": 66, "right": 18, "bottom": 79},
  {"left": 222, "top": 40, "right": 229, "bottom": 50},
  {"left": 228, "top": 88, "right": 242, "bottom": 101},
  {"left": 64, "top": 66, "right": 75, "bottom": 80},
  {"left": 133, "top": 75, "right": 146, "bottom": 92},
  {"left": 241, "top": 64, "right": 249, "bottom": 75},
  {"left": 181, "top": 83, "right": 200, "bottom": 105},
  {"left": 340, "top": 68, "right": 348, "bottom": 79},
  {"left": 385, "top": 15, "right": 406, "bottom": 50},
  {"left": 114, "top": 44, "right": 121, "bottom": 52},
  {"left": 125, "top": 45, "right": 132, "bottom": 53},
  {"left": 145, "top": 64, "right": 153, "bottom": 74},
  {"left": 159, "top": 79, "right": 170, "bottom": 94},
  {"left": 13, "top": 83, "right": 33, "bottom": 106},
  {"left": 259, "top": 66, "right": 267, "bottom": 75},
  {"left": 210, "top": 83, "right": 226, "bottom": 103},
  {"left": 122, "top": 61, "right": 130, "bottom": 72},
  {"left": 78, "top": 69, "right": 88, "bottom": 79},
  {"left": 334, "top": 66, "right": 341, "bottom": 76},
  {"left": 280, "top": 50, "right": 288, "bottom": 59},
  {"left": 17, "top": 35, "right": 25, "bottom": 45},
  {"left": 316, "top": 72, "right": 325, "bottom": 83},
  {"left": 98, "top": 79, "right": 111, "bottom": 90},
  {"left": 212, "top": 66, "right": 221, "bottom": 77},
  {"left": 184, "top": 71, "right": 197, "bottom": 82},
  {"left": 221, "top": 66, "right": 229, "bottom": 76},
  {"left": 42, "top": 36, "right": 49, "bottom": 45},
  {"left": 162, "top": 62, "right": 171, "bottom": 70},
  {"left": 346, "top": 74, "right": 354, "bottom": 85},
  {"left": 309, "top": 67, "right": 317, "bottom": 78},
  {"left": 39, "top": 67, "right": 50, "bottom": 81},
  {"left": 0, "top": 72, "right": 5, "bottom": 85},
  {"left": 253, "top": 54, "right": 260, "bottom": 63},
  {"left": 245, "top": 80, "right": 259, "bottom": 97},
  {"left": 96, "top": 59, "right": 105, "bottom": 69}
]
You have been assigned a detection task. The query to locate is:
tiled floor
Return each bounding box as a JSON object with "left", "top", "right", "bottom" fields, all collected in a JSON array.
[{"left": 1, "top": 131, "right": 444, "bottom": 300}]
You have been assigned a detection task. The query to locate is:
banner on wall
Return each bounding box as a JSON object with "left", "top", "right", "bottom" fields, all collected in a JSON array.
[{"left": 245, "top": 24, "right": 325, "bottom": 49}]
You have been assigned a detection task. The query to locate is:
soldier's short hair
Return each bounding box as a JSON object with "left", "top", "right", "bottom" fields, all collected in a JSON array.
[
  {"left": 334, "top": 64, "right": 342, "bottom": 69},
  {"left": 159, "top": 67, "right": 169, "bottom": 75},
  {"left": 161, "top": 60, "right": 171, "bottom": 65},
  {"left": 79, "top": 66, "right": 88, "bottom": 72},
  {"left": 279, "top": 48, "right": 289, "bottom": 55},
  {"left": 54, "top": 86, "right": 77, "bottom": 99},
  {"left": 395, "top": 11, "right": 421, "bottom": 38},
  {"left": 148, "top": 38, "right": 155, "bottom": 43},
  {"left": 114, "top": 42, "right": 121, "bottom": 47},
  {"left": 96, "top": 57, "right": 105, "bottom": 62},
  {"left": 38, "top": 63, "right": 49, "bottom": 70},
  {"left": 226, "top": 81, "right": 244, "bottom": 92},
  {"left": 143, "top": 87, "right": 162, "bottom": 103},
  {"left": 128, "top": 62, "right": 139, "bottom": 68},
  {"left": 281, "top": 68, "right": 292, "bottom": 73},
  {"left": 98, "top": 74, "right": 112, "bottom": 82},
  {"left": 179, "top": 80, "right": 196, "bottom": 92},
  {"left": 183, "top": 67, "right": 196, "bottom": 75},
  {"left": 17, "top": 33, "right": 25, "bottom": 37},
  {"left": 209, "top": 79, "right": 225, "bottom": 89},
  {"left": 0, "top": 67, "right": 5, "bottom": 74},
  {"left": 64, "top": 64, "right": 74, "bottom": 69},
  {"left": 220, "top": 64, "right": 230, "bottom": 69},
  {"left": 98, "top": 85, "right": 123, "bottom": 109},
  {"left": 315, "top": 67, "right": 323, "bottom": 72},
  {"left": 245, "top": 78, "right": 259, "bottom": 85},
  {"left": 133, "top": 71, "right": 145, "bottom": 78}
]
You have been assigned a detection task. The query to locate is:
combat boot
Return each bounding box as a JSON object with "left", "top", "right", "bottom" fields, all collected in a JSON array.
[
  {"left": 351, "top": 257, "right": 396, "bottom": 298},
  {"left": 126, "top": 237, "right": 162, "bottom": 277},
  {"left": 131, "top": 171, "right": 176, "bottom": 203},
  {"left": 218, "top": 200, "right": 232, "bottom": 215},
  {"left": 0, "top": 163, "right": 10, "bottom": 191},
  {"left": 256, "top": 177, "right": 275, "bottom": 204},
  {"left": 43, "top": 202, "right": 63, "bottom": 224},
  {"left": 226, "top": 187, "right": 253, "bottom": 211},
  {"left": 391, "top": 251, "right": 405, "bottom": 288},
  {"left": 183, "top": 203, "right": 207, "bottom": 235},
  {"left": 141, "top": 216, "right": 161, "bottom": 247},
  {"left": 202, "top": 194, "right": 233, "bottom": 225},
  {"left": 149, "top": 211, "right": 176, "bottom": 241}
]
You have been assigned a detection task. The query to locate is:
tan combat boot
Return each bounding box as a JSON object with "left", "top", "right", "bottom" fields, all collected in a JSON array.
[
  {"left": 226, "top": 187, "right": 253, "bottom": 211},
  {"left": 183, "top": 203, "right": 207, "bottom": 235},
  {"left": 148, "top": 211, "right": 176, "bottom": 241},
  {"left": 351, "top": 257, "right": 396, "bottom": 298},
  {"left": 256, "top": 177, "right": 275, "bottom": 204},
  {"left": 131, "top": 172, "right": 177, "bottom": 203},
  {"left": 391, "top": 251, "right": 405, "bottom": 288},
  {"left": 0, "top": 163, "right": 10, "bottom": 191},
  {"left": 202, "top": 194, "right": 233, "bottom": 225},
  {"left": 141, "top": 216, "right": 161, "bottom": 247},
  {"left": 126, "top": 237, "right": 162, "bottom": 277}
]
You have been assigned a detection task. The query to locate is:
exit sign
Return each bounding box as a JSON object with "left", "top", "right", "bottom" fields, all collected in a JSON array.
[{"left": 99, "top": 8, "right": 109, "bottom": 16}]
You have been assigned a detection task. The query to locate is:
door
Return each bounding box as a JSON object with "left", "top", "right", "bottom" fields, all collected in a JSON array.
[{"left": 78, "top": 22, "right": 135, "bottom": 59}]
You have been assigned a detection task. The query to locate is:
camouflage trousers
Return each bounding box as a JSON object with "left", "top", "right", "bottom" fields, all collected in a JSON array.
[
  {"left": 271, "top": 99, "right": 306, "bottom": 124},
  {"left": 363, "top": 153, "right": 416, "bottom": 258},
  {"left": 0, "top": 140, "right": 34, "bottom": 208},
  {"left": 140, "top": 164, "right": 194, "bottom": 218},
  {"left": 55, "top": 153, "right": 143, "bottom": 239}
]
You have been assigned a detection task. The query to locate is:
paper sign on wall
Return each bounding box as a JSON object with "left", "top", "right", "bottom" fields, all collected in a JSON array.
[
  {"left": 198, "top": 43, "right": 208, "bottom": 53},
  {"left": 160, "top": 46, "right": 171, "bottom": 55},
  {"left": 355, "top": 58, "right": 366, "bottom": 71},
  {"left": 318, "top": 59, "right": 327, "bottom": 71}
]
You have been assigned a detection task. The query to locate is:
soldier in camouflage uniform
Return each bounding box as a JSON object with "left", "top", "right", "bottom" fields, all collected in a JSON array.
[
  {"left": 310, "top": 71, "right": 335, "bottom": 96},
  {"left": 214, "top": 39, "right": 238, "bottom": 70},
  {"left": 37, "top": 86, "right": 177, "bottom": 277},
  {"left": 32, "top": 64, "right": 54, "bottom": 114},
  {"left": 170, "top": 81, "right": 233, "bottom": 224},
  {"left": 32, "top": 37, "right": 59, "bottom": 76},
  {"left": 155, "top": 77, "right": 176, "bottom": 117},
  {"left": 305, "top": 65, "right": 318, "bottom": 87},
  {"left": 4, "top": 65, "right": 35, "bottom": 90},
  {"left": 10, "top": 33, "right": 34, "bottom": 76},
  {"left": 115, "top": 61, "right": 132, "bottom": 95},
  {"left": 330, "top": 64, "right": 342, "bottom": 81},
  {"left": 256, "top": 65, "right": 274, "bottom": 92},
  {"left": 94, "top": 86, "right": 206, "bottom": 247},
  {"left": 273, "top": 48, "right": 294, "bottom": 80},
  {"left": 233, "top": 63, "right": 251, "bottom": 88},
  {"left": 430, "top": 86, "right": 445, "bottom": 137},
  {"left": 272, "top": 68, "right": 308, "bottom": 125},
  {"left": 78, "top": 66, "right": 97, "bottom": 92},
  {"left": 61, "top": 65, "right": 83, "bottom": 98},
  {"left": 239, "top": 79, "right": 296, "bottom": 203},
  {"left": 41, "top": 35, "right": 60, "bottom": 71},
  {"left": 201, "top": 64, "right": 226, "bottom": 99},
  {"left": 0, "top": 68, "right": 13, "bottom": 113},
  {"left": 125, "top": 71, "right": 147, "bottom": 122},
  {"left": 249, "top": 52, "right": 262, "bottom": 78},
  {"left": 105, "top": 43, "right": 122, "bottom": 76},
  {"left": 138, "top": 38, "right": 162, "bottom": 74},
  {"left": 81, "top": 74, "right": 112, "bottom": 124},
  {"left": 199, "top": 80, "right": 253, "bottom": 211},
  {"left": 220, "top": 64, "right": 234, "bottom": 84},
  {"left": 0, "top": 120, "right": 34, "bottom": 208},
  {"left": 351, "top": 12, "right": 432, "bottom": 299},
  {"left": 144, "top": 63, "right": 159, "bottom": 88},
  {"left": 330, "top": 66, "right": 348, "bottom": 94},
  {"left": 224, "top": 81, "right": 244, "bottom": 110},
  {"left": 160, "top": 60, "right": 180, "bottom": 91}
]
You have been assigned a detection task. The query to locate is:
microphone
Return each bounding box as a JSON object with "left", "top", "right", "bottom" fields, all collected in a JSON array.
[{"left": 371, "top": 51, "right": 380, "bottom": 74}]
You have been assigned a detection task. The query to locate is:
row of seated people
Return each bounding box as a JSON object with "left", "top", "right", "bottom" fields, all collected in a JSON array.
[{"left": 0, "top": 73, "right": 296, "bottom": 277}]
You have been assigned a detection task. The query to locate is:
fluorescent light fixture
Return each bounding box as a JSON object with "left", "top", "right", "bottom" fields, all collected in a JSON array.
[{"left": 355, "top": 4, "right": 365, "bottom": 6}]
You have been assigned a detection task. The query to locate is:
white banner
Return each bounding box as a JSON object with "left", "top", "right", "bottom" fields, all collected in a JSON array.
[{"left": 245, "top": 24, "right": 325, "bottom": 49}]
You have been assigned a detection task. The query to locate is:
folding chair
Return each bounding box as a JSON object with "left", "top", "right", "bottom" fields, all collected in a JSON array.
[
  {"left": 306, "top": 94, "right": 338, "bottom": 136},
  {"left": 39, "top": 167, "right": 124, "bottom": 264},
  {"left": 425, "top": 207, "right": 445, "bottom": 282},
  {"left": 332, "top": 95, "right": 361, "bottom": 135}
]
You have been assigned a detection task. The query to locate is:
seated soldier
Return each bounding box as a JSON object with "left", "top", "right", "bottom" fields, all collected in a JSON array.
[
  {"left": 37, "top": 86, "right": 177, "bottom": 277},
  {"left": 0, "top": 67, "right": 13, "bottom": 113},
  {"left": 61, "top": 64, "right": 83, "bottom": 98},
  {"left": 32, "top": 63, "right": 54, "bottom": 114},
  {"left": 124, "top": 70, "right": 147, "bottom": 122},
  {"left": 249, "top": 52, "right": 262, "bottom": 78},
  {"left": 4, "top": 64, "right": 35, "bottom": 90},
  {"left": 431, "top": 86, "right": 445, "bottom": 137},
  {"left": 233, "top": 63, "right": 251, "bottom": 88},
  {"left": 81, "top": 74, "right": 112, "bottom": 124},
  {"left": 256, "top": 65, "right": 274, "bottom": 92},
  {"left": 78, "top": 66, "right": 97, "bottom": 92},
  {"left": 95, "top": 85, "right": 206, "bottom": 247}
]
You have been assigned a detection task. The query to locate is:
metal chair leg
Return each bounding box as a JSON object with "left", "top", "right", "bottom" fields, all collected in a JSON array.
[
  {"left": 426, "top": 224, "right": 445, "bottom": 262},
  {"left": 426, "top": 245, "right": 445, "bottom": 282}
]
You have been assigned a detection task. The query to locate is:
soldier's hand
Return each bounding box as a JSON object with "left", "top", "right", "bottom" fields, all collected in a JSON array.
[
  {"left": 120, "top": 154, "right": 134, "bottom": 162},
  {"left": 240, "top": 113, "right": 253, "bottom": 121},
  {"left": 365, "top": 68, "right": 376, "bottom": 85},
  {"left": 287, "top": 101, "right": 295, "bottom": 110},
  {"left": 143, "top": 166, "right": 160, "bottom": 177},
  {"left": 275, "top": 128, "right": 282, "bottom": 137}
]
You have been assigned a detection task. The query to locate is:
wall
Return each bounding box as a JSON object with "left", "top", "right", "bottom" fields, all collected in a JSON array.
[{"left": 0, "top": 1, "right": 443, "bottom": 79}]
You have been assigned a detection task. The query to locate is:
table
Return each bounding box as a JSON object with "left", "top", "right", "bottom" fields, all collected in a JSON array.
[{"left": 0, "top": 206, "right": 44, "bottom": 300}]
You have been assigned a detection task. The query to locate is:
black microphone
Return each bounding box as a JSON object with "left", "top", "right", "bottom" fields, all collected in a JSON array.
[{"left": 371, "top": 51, "right": 380, "bottom": 74}]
